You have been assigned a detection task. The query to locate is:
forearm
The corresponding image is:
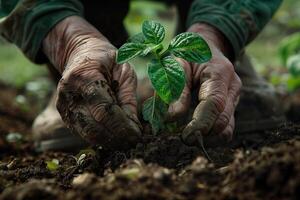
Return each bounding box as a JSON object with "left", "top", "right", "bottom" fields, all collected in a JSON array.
[
  {"left": 187, "top": 23, "right": 234, "bottom": 60},
  {"left": 0, "top": 0, "right": 84, "bottom": 63},
  {"left": 187, "top": 0, "right": 283, "bottom": 59}
]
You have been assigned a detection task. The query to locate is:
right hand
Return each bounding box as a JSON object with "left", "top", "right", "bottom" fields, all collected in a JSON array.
[
  {"left": 43, "top": 16, "right": 142, "bottom": 150},
  {"left": 167, "top": 23, "right": 241, "bottom": 145}
]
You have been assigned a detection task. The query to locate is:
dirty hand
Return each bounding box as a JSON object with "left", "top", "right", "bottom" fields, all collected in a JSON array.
[
  {"left": 168, "top": 23, "right": 242, "bottom": 145},
  {"left": 43, "top": 16, "right": 141, "bottom": 150}
]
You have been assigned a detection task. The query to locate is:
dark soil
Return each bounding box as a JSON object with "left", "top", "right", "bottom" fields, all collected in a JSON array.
[{"left": 1, "top": 84, "right": 300, "bottom": 200}]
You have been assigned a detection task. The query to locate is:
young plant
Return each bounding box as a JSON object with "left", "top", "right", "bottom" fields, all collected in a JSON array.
[
  {"left": 278, "top": 33, "right": 300, "bottom": 91},
  {"left": 116, "top": 20, "right": 212, "bottom": 134}
]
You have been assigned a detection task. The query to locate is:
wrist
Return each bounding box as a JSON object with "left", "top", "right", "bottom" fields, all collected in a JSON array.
[
  {"left": 187, "top": 23, "right": 233, "bottom": 59},
  {"left": 43, "top": 16, "right": 112, "bottom": 74}
]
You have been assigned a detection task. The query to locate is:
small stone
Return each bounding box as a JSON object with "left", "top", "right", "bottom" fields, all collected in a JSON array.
[
  {"left": 119, "top": 167, "right": 141, "bottom": 180},
  {"left": 153, "top": 168, "right": 172, "bottom": 185},
  {"left": 72, "top": 173, "right": 96, "bottom": 187},
  {"left": 179, "top": 179, "right": 198, "bottom": 195},
  {"left": 7, "top": 158, "right": 19, "bottom": 170},
  {"left": 0, "top": 162, "right": 8, "bottom": 170}
]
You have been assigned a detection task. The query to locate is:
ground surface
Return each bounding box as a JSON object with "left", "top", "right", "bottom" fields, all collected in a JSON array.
[{"left": 0, "top": 84, "right": 300, "bottom": 200}]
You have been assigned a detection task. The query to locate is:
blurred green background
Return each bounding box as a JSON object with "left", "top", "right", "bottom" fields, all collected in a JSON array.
[{"left": 0, "top": 0, "right": 299, "bottom": 90}]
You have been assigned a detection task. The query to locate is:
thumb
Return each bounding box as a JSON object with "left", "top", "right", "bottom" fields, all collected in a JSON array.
[
  {"left": 166, "top": 84, "right": 191, "bottom": 121},
  {"left": 113, "top": 62, "right": 142, "bottom": 129}
]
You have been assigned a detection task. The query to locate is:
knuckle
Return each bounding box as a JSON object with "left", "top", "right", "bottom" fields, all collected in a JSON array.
[
  {"left": 57, "top": 76, "right": 68, "bottom": 89},
  {"left": 62, "top": 68, "right": 103, "bottom": 94},
  {"left": 115, "top": 63, "right": 138, "bottom": 87},
  {"left": 106, "top": 48, "right": 117, "bottom": 63},
  {"left": 217, "top": 113, "right": 231, "bottom": 129},
  {"left": 191, "top": 112, "right": 214, "bottom": 135},
  {"left": 234, "top": 74, "right": 242, "bottom": 88},
  {"left": 69, "top": 68, "right": 90, "bottom": 83},
  {"left": 124, "top": 63, "right": 137, "bottom": 79},
  {"left": 213, "top": 70, "right": 224, "bottom": 80},
  {"left": 223, "top": 59, "right": 234, "bottom": 72},
  {"left": 222, "top": 129, "right": 233, "bottom": 140},
  {"left": 208, "top": 93, "right": 226, "bottom": 113},
  {"left": 214, "top": 60, "right": 234, "bottom": 80},
  {"left": 200, "top": 120, "right": 212, "bottom": 134},
  {"left": 231, "top": 74, "right": 242, "bottom": 98},
  {"left": 55, "top": 92, "right": 68, "bottom": 121}
]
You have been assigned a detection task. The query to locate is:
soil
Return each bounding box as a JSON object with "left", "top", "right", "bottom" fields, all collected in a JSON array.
[{"left": 1, "top": 84, "right": 300, "bottom": 200}]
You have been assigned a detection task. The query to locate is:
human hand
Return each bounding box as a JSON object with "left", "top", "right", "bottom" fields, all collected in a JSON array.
[
  {"left": 43, "top": 16, "right": 141, "bottom": 150},
  {"left": 168, "top": 23, "right": 241, "bottom": 145}
]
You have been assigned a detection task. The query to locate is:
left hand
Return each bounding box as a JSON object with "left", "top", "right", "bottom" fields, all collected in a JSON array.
[{"left": 168, "top": 23, "right": 242, "bottom": 145}]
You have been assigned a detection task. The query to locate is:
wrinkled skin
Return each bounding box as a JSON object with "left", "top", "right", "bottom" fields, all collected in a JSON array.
[
  {"left": 168, "top": 23, "right": 242, "bottom": 145},
  {"left": 43, "top": 16, "right": 241, "bottom": 149},
  {"left": 43, "top": 16, "right": 141, "bottom": 150}
]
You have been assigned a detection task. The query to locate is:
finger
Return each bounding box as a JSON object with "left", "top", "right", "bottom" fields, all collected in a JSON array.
[
  {"left": 220, "top": 115, "right": 235, "bottom": 141},
  {"left": 166, "top": 84, "right": 191, "bottom": 121},
  {"left": 182, "top": 97, "right": 224, "bottom": 145},
  {"left": 182, "top": 62, "right": 234, "bottom": 145},
  {"left": 56, "top": 74, "right": 111, "bottom": 145},
  {"left": 212, "top": 73, "right": 241, "bottom": 134},
  {"left": 56, "top": 85, "right": 109, "bottom": 145},
  {"left": 82, "top": 77, "right": 142, "bottom": 146},
  {"left": 112, "top": 63, "right": 143, "bottom": 130},
  {"left": 113, "top": 63, "right": 138, "bottom": 116},
  {"left": 57, "top": 66, "right": 141, "bottom": 150},
  {"left": 136, "top": 78, "right": 153, "bottom": 104}
]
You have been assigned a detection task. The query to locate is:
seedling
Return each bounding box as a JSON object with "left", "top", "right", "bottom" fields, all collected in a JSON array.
[
  {"left": 117, "top": 20, "right": 212, "bottom": 134},
  {"left": 46, "top": 159, "right": 60, "bottom": 171},
  {"left": 277, "top": 33, "right": 300, "bottom": 91}
]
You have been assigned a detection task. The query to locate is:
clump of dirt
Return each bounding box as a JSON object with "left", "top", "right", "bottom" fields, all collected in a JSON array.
[
  {"left": 1, "top": 138, "right": 300, "bottom": 200},
  {"left": 285, "top": 90, "right": 300, "bottom": 122},
  {"left": 1, "top": 84, "right": 300, "bottom": 200},
  {"left": 220, "top": 140, "right": 300, "bottom": 200}
]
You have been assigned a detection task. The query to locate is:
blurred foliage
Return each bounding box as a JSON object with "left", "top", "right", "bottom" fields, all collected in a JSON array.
[
  {"left": 279, "top": 33, "right": 300, "bottom": 65},
  {"left": 287, "top": 54, "right": 300, "bottom": 77},
  {"left": 273, "top": 0, "right": 300, "bottom": 31},
  {"left": 247, "top": 0, "right": 300, "bottom": 72},
  {"left": 0, "top": 40, "right": 47, "bottom": 88},
  {"left": 46, "top": 159, "right": 60, "bottom": 171},
  {"left": 272, "top": 33, "right": 300, "bottom": 91},
  {"left": 0, "top": 0, "right": 300, "bottom": 91}
]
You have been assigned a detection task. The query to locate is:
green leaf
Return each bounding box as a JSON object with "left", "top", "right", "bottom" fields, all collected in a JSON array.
[
  {"left": 168, "top": 32, "right": 212, "bottom": 63},
  {"left": 46, "top": 159, "right": 59, "bottom": 171},
  {"left": 287, "top": 54, "right": 300, "bottom": 77},
  {"left": 287, "top": 76, "right": 300, "bottom": 91},
  {"left": 142, "top": 20, "right": 165, "bottom": 44},
  {"left": 117, "top": 42, "right": 147, "bottom": 64},
  {"left": 77, "top": 154, "right": 87, "bottom": 166},
  {"left": 148, "top": 56, "right": 185, "bottom": 103},
  {"left": 279, "top": 32, "right": 300, "bottom": 64},
  {"left": 143, "top": 95, "right": 168, "bottom": 134},
  {"left": 128, "top": 32, "right": 145, "bottom": 44},
  {"left": 76, "top": 148, "right": 96, "bottom": 158},
  {"left": 119, "top": 168, "right": 141, "bottom": 180},
  {"left": 141, "top": 43, "right": 163, "bottom": 56}
]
